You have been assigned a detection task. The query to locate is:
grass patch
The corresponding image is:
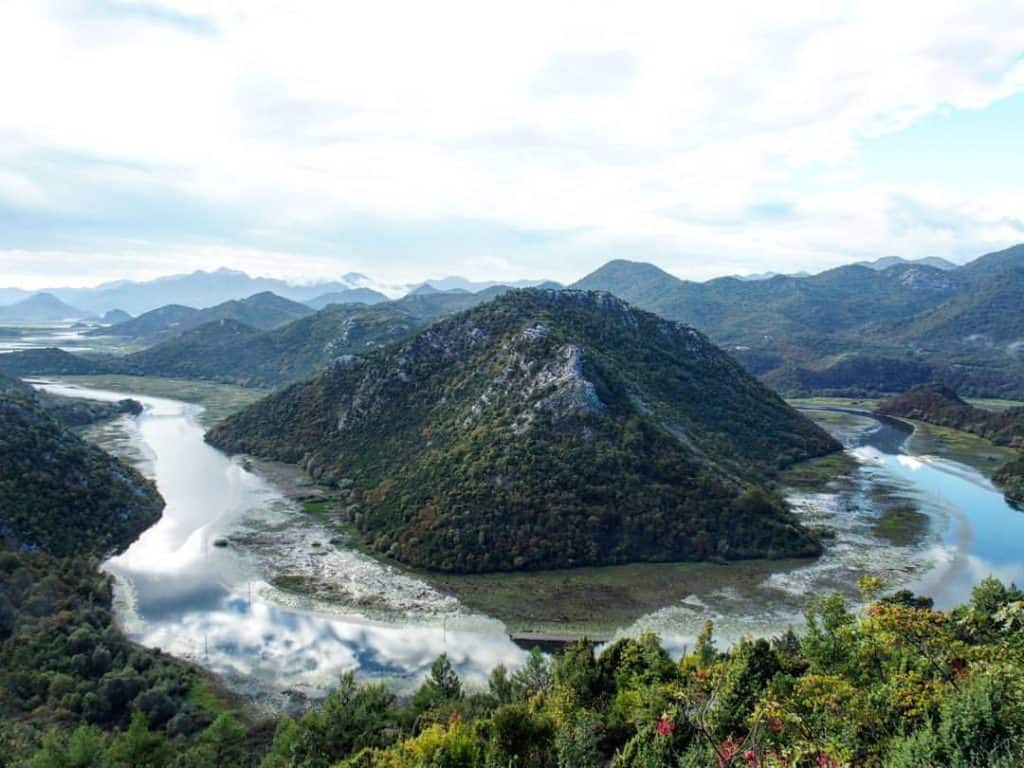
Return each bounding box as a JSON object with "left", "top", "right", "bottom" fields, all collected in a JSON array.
[
  {"left": 872, "top": 504, "right": 931, "bottom": 547},
  {"left": 186, "top": 678, "right": 231, "bottom": 716},
  {"left": 907, "top": 421, "right": 1018, "bottom": 479},
  {"left": 56, "top": 374, "right": 269, "bottom": 427},
  {"left": 787, "top": 396, "right": 884, "bottom": 411},
  {"left": 301, "top": 498, "right": 332, "bottom": 517},
  {"left": 964, "top": 397, "right": 1024, "bottom": 412},
  {"left": 421, "top": 558, "right": 811, "bottom": 634},
  {"left": 271, "top": 574, "right": 315, "bottom": 593},
  {"left": 778, "top": 451, "right": 859, "bottom": 491}
]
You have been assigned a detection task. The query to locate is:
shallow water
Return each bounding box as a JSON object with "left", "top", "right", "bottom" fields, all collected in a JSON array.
[
  {"left": 25, "top": 380, "right": 1024, "bottom": 696},
  {"left": 0, "top": 322, "right": 100, "bottom": 353},
  {"left": 31, "top": 380, "right": 527, "bottom": 697}
]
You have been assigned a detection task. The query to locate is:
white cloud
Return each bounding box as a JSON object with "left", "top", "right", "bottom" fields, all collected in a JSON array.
[{"left": 0, "top": 0, "right": 1023, "bottom": 285}]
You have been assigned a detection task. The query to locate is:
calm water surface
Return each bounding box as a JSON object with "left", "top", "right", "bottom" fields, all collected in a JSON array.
[
  {"left": 25, "top": 380, "right": 1024, "bottom": 696},
  {"left": 32, "top": 380, "right": 526, "bottom": 697}
]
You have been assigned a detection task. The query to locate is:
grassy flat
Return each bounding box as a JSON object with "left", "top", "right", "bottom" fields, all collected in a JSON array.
[
  {"left": 56, "top": 374, "right": 269, "bottom": 427},
  {"left": 786, "top": 396, "right": 884, "bottom": 411},
  {"left": 905, "top": 420, "right": 1018, "bottom": 479},
  {"left": 777, "top": 451, "right": 859, "bottom": 490},
  {"left": 420, "top": 558, "right": 812, "bottom": 634}
]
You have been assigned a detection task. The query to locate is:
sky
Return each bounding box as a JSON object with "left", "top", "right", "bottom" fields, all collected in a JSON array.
[{"left": 1, "top": 0, "right": 1023, "bottom": 289}]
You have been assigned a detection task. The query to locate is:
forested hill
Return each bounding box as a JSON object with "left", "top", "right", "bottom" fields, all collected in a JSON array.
[
  {"left": 877, "top": 383, "right": 1022, "bottom": 440},
  {"left": 0, "top": 374, "right": 163, "bottom": 557},
  {"left": 92, "top": 291, "right": 314, "bottom": 345},
  {"left": 573, "top": 244, "right": 1024, "bottom": 399},
  {"left": 0, "top": 287, "right": 511, "bottom": 389},
  {"left": 208, "top": 289, "right": 839, "bottom": 573}
]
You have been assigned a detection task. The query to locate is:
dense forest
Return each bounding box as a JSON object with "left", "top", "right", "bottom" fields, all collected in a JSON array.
[
  {"left": 6, "top": 561, "right": 1024, "bottom": 767},
  {"left": 0, "top": 548, "right": 261, "bottom": 767},
  {"left": 878, "top": 384, "right": 1024, "bottom": 506},
  {"left": 573, "top": 245, "right": 1024, "bottom": 400},
  {"left": 208, "top": 289, "right": 839, "bottom": 573},
  {"left": 0, "top": 376, "right": 162, "bottom": 558}
]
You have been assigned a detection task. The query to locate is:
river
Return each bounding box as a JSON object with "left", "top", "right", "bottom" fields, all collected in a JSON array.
[{"left": 25, "top": 379, "right": 1024, "bottom": 699}]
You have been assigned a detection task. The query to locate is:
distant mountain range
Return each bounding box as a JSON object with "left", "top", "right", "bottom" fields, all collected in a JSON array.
[
  {"left": 0, "top": 253, "right": 966, "bottom": 320},
  {"left": 855, "top": 256, "right": 957, "bottom": 271},
  {"left": 0, "top": 293, "right": 94, "bottom": 322},
  {"left": 732, "top": 257, "right": 955, "bottom": 280},
  {"left": 305, "top": 288, "right": 389, "bottom": 309},
  {"left": 0, "top": 285, "right": 512, "bottom": 387},
  {"left": 572, "top": 244, "right": 1024, "bottom": 399},
  {"left": 3, "top": 244, "right": 1022, "bottom": 398},
  {"left": 0, "top": 269, "right": 558, "bottom": 317},
  {"left": 91, "top": 291, "right": 315, "bottom": 345}
]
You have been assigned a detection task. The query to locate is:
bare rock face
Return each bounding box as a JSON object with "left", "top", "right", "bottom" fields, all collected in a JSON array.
[{"left": 532, "top": 345, "right": 605, "bottom": 419}]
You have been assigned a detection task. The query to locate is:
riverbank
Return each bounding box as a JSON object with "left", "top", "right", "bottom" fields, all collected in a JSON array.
[
  {"left": 27, "top": 376, "right": 1024, "bottom": 695},
  {"left": 56, "top": 374, "right": 268, "bottom": 426},
  {"left": 792, "top": 396, "right": 1021, "bottom": 479}
]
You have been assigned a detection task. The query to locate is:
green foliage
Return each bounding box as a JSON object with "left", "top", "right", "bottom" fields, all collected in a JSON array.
[
  {"left": 101, "top": 710, "right": 172, "bottom": 768},
  {"left": 553, "top": 712, "right": 601, "bottom": 768},
  {"left": 412, "top": 655, "right": 464, "bottom": 717},
  {"left": 510, "top": 648, "right": 552, "bottom": 701},
  {"left": 574, "top": 250, "right": 1024, "bottom": 400},
  {"left": 707, "top": 638, "right": 781, "bottom": 738},
  {"left": 0, "top": 548, "right": 248, "bottom": 766},
  {"left": 0, "top": 389, "right": 163, "bottom": 558},
  {"left": 260, "top": 673, "right": 400, "bottom": 768},
  {"left": 485, "top": 705, "right": 554, "bottom": 768},
  {"left": 13, "top": 578, "right": 1024, "bottom": 767},
  {"left": 209, "top": 289, "right": 838, "bottom": 573},
  {"left": 28, "top": 725, "right": 107, "bottom": 768}
]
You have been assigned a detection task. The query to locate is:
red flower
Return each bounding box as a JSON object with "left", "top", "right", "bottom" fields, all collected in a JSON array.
[
  {"left": 717, "top": 738, "right": 740, "bottom": 768},
  {"left": 656, "top": 717, "right": 675, "bottom": 736},
  {"left": 743, "top": 748, "right": 759, "bottom": 767}
]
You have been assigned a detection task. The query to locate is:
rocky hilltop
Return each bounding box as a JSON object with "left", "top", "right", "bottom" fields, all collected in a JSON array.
[{"left": 208, "top": 289, "right": 840, "bottom": 572}]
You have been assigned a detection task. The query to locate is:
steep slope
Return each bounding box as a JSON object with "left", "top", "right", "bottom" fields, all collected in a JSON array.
[
  {"left": 0, "top": 293, "right": 93, "bottom": 322},
  {"left": 0, "top": 376, "right": 163, "bottom": 557},
  {"left": 958, "top": 243, "right": 1024, "bottom": 279},
  {"left": 886, "top": 268, "right": 1024, "bottom": 346},
  {"left": 208, "top": 289, "right": 839, "bottom": 573}
]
